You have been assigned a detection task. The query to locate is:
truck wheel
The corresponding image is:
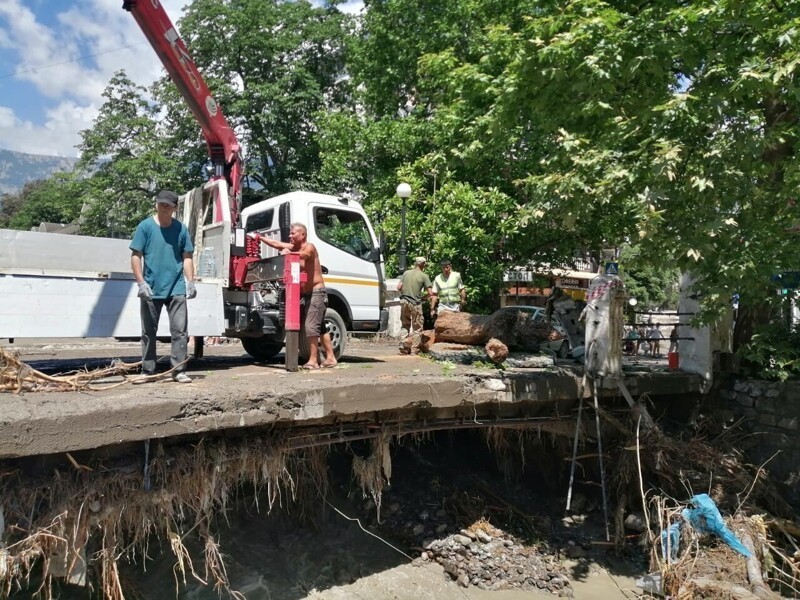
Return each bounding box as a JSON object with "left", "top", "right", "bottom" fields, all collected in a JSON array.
[
  {"left": 242, "top": 337, "right": 283, "bottom": 361},
  {"left": 299, "top": 308, "right": 347, "bottom": 362}
]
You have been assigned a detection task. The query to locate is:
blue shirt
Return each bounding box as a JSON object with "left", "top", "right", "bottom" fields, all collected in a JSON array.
[{"left": 130, "top": 217, "right": 193, "bottom": 299}]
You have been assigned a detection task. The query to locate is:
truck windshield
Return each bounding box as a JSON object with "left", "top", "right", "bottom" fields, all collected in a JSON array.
[{"left": 314, "top": 208, "right": 373, "bottom": 260}]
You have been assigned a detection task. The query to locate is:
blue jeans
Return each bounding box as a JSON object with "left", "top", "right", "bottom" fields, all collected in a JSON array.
[{"left": 140, "top": 296, "right": 188, "bottom": 375}]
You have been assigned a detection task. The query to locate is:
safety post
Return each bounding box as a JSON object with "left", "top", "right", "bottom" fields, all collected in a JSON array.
[{"left": 283, "top": 253, "right": 306, "bottom": 371}]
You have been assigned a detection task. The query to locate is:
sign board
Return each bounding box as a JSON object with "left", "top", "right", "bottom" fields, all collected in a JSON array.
[
  {"left": 772, "top": 271, "right": 800, "bottom": 290},
  {"left": 604, "top": 262, "right": 619, "bottom": 276},
  {"left": 504, "top": 270, "right": 535, "bottom": 282},
  {"left": 557, "top": 277, "right": 584, "bottom": 289}
]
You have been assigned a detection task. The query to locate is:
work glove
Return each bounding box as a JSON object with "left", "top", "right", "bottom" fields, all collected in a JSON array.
[
  {"left": 186, "top": 281, "right": 197, "bottom": 299},
  {"left": 137, "top": 282, "right": 153, "bottom": 300}
]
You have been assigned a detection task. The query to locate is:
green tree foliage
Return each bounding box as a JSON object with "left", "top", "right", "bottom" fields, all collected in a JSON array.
[
  {"left": 319, "top": 0, "right": 800, "bottom": 321},
  {"left": 619, "top": 245, "right": 679, "bottom": 311},
  {"left": 76, "top": 71, "right": 188, "bottom": 238},
  {"left": 156, "top": 0, "right": 353, "bottom": 196},
  {"left": 26, "top": 0, "right": 797, "bottom": 334},
  {"left": 0, "top": 174, "right": 83, "bottom": 231},
  {"left": 415, "top": 0, "right": 800, "bottom": 313}
]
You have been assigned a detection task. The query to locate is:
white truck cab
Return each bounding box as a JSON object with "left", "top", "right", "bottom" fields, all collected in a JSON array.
[
  {"left": 179, "top": 181, "right": 387, "bottom": 361},
  {"left": 235, "top": 190, "right": 387, "bottom": 359}
]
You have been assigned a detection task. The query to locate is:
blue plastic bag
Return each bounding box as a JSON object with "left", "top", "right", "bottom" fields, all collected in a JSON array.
[
  {"left": 681, "top": 493, "right": 752, "bottom": 557},
  {"left": 660, "top": 522, "right": 681, "bottom": 561}
]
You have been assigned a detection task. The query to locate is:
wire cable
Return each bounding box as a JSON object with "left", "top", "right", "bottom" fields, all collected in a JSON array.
[{"left": 0, "top": 41, "right": 148, "bottom": 80}]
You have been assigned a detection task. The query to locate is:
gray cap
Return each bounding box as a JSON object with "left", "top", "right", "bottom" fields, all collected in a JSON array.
[
  {"left": 155, "top": 190, "right": 179, "bottom": 207},
  {"left": 414, "top": 256, "right": 427, "bottom": 265}
]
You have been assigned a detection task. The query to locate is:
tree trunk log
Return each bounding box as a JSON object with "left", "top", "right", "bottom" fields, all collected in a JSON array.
[
  {"left": 434, "top": 311, "right": 491, "bottom": 345},
  {"left": 434, "top": 310, "right": 555, "bottom": 351},
  {"left": 485, "top": 338, "right": 508, "bottom": 364},
  {"left": 419, "top": 330, "right": 436, "bottom": 353}
]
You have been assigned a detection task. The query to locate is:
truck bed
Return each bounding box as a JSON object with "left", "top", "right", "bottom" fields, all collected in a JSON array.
[{"left": 0, "top": 229, "right": 225, "bottom": 338}]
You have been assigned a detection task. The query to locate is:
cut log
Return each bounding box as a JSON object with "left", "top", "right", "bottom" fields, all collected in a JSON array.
[
  {"left": 485, "top": 338, "right": 508, "bottom": 364},
  {"left": 434, "top": 309, "right": 555, "bottom": 351},
  {"left": 434, "top": 311, "right": 491, "bottom": 345}
]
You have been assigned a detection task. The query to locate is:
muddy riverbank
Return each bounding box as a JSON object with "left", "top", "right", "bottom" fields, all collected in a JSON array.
[{"left": 7, "top": 430, "right": 644, "bottom": 599}]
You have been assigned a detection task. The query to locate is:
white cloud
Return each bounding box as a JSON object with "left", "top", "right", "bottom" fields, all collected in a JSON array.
[
  {"left": 0, "top": 101, "right": 97, "bottom": 156},
  {"left": 0, "top": 0, "right": 361, "bottom": 157},
  {"left": 338, "top": 0, "right": 365, "bottom": 15},
  {"left": 0, "top": 0, "right": 185, "bottom": 156}
]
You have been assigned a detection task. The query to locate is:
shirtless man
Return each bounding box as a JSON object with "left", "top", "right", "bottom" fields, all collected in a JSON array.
[{"left": 250, "top": 223, "right": 337, "bottom": 369}]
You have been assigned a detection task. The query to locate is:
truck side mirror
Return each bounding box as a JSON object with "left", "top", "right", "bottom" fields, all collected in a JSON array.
[
  {"left": 379, "top": 230, "right": 387, "bottom": 255},
  {"left": 368, "top": 248, "right": 382, "bottom": 262}
]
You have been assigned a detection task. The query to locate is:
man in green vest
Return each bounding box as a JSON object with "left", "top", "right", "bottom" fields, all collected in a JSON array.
[
  {"left": 432, "top": 259, "right": 466, "bottom": 314},
  {"left": 397, "top": 256, "right": 434, "bottom": 353}
]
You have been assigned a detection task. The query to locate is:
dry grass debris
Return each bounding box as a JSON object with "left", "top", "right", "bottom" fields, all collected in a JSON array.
[
  {"left": 0, "top": 346, "right": 140, "bottom": 393},
  {"left": 610, "top": 419, "right": 799, "bottom": 598},
  {"left": 0, "top": 437, "right": 329, "bottom": 599}
]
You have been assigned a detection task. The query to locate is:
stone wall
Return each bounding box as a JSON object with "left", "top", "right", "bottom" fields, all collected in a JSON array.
[{"left": 713, "top": 379, "right": 800, "bottom": 509}]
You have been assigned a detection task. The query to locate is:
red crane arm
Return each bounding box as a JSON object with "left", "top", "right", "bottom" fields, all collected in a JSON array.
[{"left": 123, "top": 0, "right": 242, "bottom": 220}]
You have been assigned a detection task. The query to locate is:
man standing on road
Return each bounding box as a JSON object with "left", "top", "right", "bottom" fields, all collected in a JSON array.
[
  {"left": 397, "top": 256, "right": 434, "bottom": 354},
  {"left": 130, "top": 190, "right": 196, "bottom": 383},
  {"left": 251, "top": 223, "right": 337, "bottom": 369},
  {"left": 432, "top": 259, "right": 466, "bottom": 314}
]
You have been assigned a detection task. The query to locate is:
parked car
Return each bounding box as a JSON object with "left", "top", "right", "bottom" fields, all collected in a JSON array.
[{"left": 496, "top": 305, "right": 571, "bottom": 358}]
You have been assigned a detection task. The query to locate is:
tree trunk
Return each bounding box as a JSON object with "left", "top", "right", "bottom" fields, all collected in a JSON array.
[
  {"left": 434, "top": 310, "right": 556, "bottom": 351},
  {"left": 433, "top": 311, "right": 491, "bottom": 345}
]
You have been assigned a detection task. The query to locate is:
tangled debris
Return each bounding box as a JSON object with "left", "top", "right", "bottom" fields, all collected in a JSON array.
[
  {"left": 0, "top": 347, "right": 140, "bottom": 393},
  {"left": 0, "top": 437, "right": 329, "bottom": 599},
  {"left": 607, "top": 415, "right": 800, "bottom": 598}
]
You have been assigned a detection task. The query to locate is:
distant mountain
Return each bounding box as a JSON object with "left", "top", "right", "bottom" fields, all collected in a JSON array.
[{"left": 0, "top": 149, "right": 79, "bottom": 195}]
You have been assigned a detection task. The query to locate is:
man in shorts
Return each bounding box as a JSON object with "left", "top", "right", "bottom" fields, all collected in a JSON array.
[{"left": 251, "top": 223, "right": 337, "bottom": 369}]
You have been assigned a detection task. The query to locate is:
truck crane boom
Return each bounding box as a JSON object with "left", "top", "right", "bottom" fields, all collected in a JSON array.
[{"left": 122, "top": 0, "right": 242, "bottom": 224}]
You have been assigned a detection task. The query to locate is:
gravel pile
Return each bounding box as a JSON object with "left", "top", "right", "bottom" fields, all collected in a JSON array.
[
  {"left": 419, "top": 525, "right": 573, "bottom": 595},
  {"left": 372, "top": 496, "right": 574, "bottom": 597}
]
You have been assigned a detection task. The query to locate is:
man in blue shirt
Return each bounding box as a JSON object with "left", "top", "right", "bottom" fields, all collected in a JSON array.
[{"left": 130, "top": 190, "right": 196, "bottom": 383}]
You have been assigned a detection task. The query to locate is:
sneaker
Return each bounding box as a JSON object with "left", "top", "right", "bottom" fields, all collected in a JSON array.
[
  {"left": 132, "top": 373, "right": 155, "bottom": 385},
  {"left": 172, "top": 372, "right": 192, "bottom": 384}
]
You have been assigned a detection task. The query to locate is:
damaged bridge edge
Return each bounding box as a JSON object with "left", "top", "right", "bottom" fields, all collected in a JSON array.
[{"left": 0, "top": 369, "right": 704, "bottom": 460}]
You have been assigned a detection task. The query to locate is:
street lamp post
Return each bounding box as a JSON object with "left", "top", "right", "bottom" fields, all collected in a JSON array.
[{"left": 396, "top": 182, "right": 411, "bottom": 273}]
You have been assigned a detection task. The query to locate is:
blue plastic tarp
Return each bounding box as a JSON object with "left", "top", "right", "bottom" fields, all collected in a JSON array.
[{"left": 681, "top": 493, "right": 752, "bottom": 557}]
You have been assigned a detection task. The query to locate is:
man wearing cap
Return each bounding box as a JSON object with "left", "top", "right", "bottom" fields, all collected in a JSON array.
[
  {"left": 432, "top": 259, "right": 466, "bottom": 314},
  {"left": 397, "top": 257, "right": 434, "bottom": 353},
  {"left": 130, "top": 190, "right": 197, "bottom": 383}
]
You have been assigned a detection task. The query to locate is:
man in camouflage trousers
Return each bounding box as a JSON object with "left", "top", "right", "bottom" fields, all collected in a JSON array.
[{"left": 397, "top": 256, "right": 434, "bottom": 354}]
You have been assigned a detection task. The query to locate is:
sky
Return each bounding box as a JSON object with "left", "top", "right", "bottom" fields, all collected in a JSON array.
[{"left": 0, "top": 0, "right": 361, "bottom": 158}]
